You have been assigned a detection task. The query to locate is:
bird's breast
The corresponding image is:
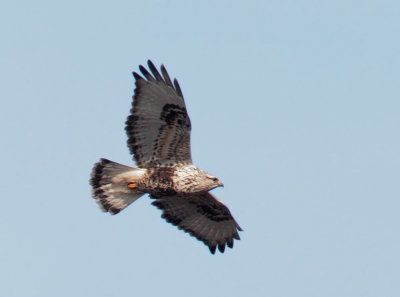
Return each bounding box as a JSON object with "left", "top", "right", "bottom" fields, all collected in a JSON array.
[{"left": 143, "top": 165, "right": 199, "bottom": 196}]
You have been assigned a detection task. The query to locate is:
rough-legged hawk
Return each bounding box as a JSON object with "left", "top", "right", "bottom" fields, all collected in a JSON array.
[{"left": 90, "top": 60, "right": 242, "bottom": 254}]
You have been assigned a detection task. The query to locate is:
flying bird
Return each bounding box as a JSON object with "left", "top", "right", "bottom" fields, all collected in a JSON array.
[{"left": 90, "top": 60, "right": 242, "bottom": 254}]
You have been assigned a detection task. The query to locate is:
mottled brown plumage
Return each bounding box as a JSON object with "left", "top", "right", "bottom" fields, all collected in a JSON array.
[{"left": 90, "top": 60, "right": 241, "bottom": 254}]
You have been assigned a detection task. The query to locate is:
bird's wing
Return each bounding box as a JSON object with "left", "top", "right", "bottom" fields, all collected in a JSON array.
[
  {"left": 152, "top": 192, "right": 242, "bottom": 254},
  {"left": 126, "top": 60, "right": 192, "bottom": 168}
]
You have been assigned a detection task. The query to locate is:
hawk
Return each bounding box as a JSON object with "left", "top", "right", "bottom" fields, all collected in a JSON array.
[{"left": 90, "top": 60, "right": 242, "bottom": 254}]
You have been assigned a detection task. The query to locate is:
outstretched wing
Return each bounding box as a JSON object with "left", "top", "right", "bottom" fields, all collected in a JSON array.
[
  {"left": 126, "top": 60, "right": 192, "bottom": 168},
  {"left": 152, "top": 193, "right": 242, "bottom": 254}
]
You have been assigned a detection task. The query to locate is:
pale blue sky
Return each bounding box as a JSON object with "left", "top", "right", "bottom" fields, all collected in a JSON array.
[{"left": 1, "top": 1, "right": 399, "bottom": 296}]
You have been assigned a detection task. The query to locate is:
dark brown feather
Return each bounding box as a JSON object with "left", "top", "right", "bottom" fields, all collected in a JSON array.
[
  {"left": 139, "top": 65, "right": 155, "bottom": 81},
  {"left": 161, "top": 64, "right": 173, "bottom": 87},
  {"left": 147, "top": 60, "right": 164, "bottom": 82},
  {"left": 126, "top": 62, "right": 192, "bottom": 168},
  {"left": 151, "top": 192, "right": 242, "bottom": 254}
]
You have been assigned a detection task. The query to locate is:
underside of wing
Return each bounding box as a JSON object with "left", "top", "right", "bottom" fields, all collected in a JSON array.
[
  {"left": 152, "top": 193, "right": 242, "bottom": 254},
  {"left": 126, "top": 60, "right": 192, "bottom": 168}
]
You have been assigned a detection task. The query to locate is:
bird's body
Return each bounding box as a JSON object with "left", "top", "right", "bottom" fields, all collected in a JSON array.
[
  {"left": 90, "top": 60, "right": 241, "bottom": 254},
  {"left": 144, "top": 165, "right": 222, "bottom": 196}
]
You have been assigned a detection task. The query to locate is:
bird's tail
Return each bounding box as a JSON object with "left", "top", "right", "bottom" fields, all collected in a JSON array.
[{"left": 90, "top": 158, "right": 147, "bottom": 215}]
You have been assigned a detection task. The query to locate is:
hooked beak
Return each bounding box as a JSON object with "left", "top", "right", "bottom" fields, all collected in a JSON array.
[{"left": 218, "top": 181, "right": 224, "bottom": 188}]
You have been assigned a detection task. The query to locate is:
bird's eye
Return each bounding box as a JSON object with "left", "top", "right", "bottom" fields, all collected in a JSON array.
[{"left": 206, "top": 175, "right": 219, "bottom": 182}]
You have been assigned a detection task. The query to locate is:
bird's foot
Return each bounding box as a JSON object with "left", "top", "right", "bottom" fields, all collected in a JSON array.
[{"left": 128, "top": 183, "right": 137, "bottom": 189}]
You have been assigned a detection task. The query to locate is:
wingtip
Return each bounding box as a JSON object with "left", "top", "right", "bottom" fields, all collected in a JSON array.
[
  {"left": 233, "top": 232, "right": 241, "bottom": 240},
  {"left": 209, "top": 245, "right": 217, "bottom": 254},
  {"left": 160, "top": 64, "right": 173, "bottom": 87},
  {"left": 173, "top": 78, "right": 183, "bottom": 98},
  {"left": 227, "top": 238, "right": 234, "bottom": 249},
  {"left": 147, "top": 59, "right": 155, "bottom": 68},
  {"left": 139, "top": 64, "right": 155, "bottom": 81},
  {"left": 147, "top": 60, "right": 164, "bottom": 82},
  {"left": 133, "top": 72, "right": 142, "bottom": 80},
  {"left": 138, "top": 64, "right": 147, "bottom": 74}
]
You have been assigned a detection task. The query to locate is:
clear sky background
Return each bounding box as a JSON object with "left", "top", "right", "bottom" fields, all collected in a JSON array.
[{"left": 1, "top": 1, "right": 399, "bottom": 296}]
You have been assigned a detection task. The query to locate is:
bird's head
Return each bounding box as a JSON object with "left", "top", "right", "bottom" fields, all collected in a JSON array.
[
  {"left": 200, "top": 173, "right": 224, "bottom": 191},
  {"left": 205, "top": 174, "right": 224, "bottom": 188},
  {"left": 179, "top": 168, "right": 224, "bottom": 193}
]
